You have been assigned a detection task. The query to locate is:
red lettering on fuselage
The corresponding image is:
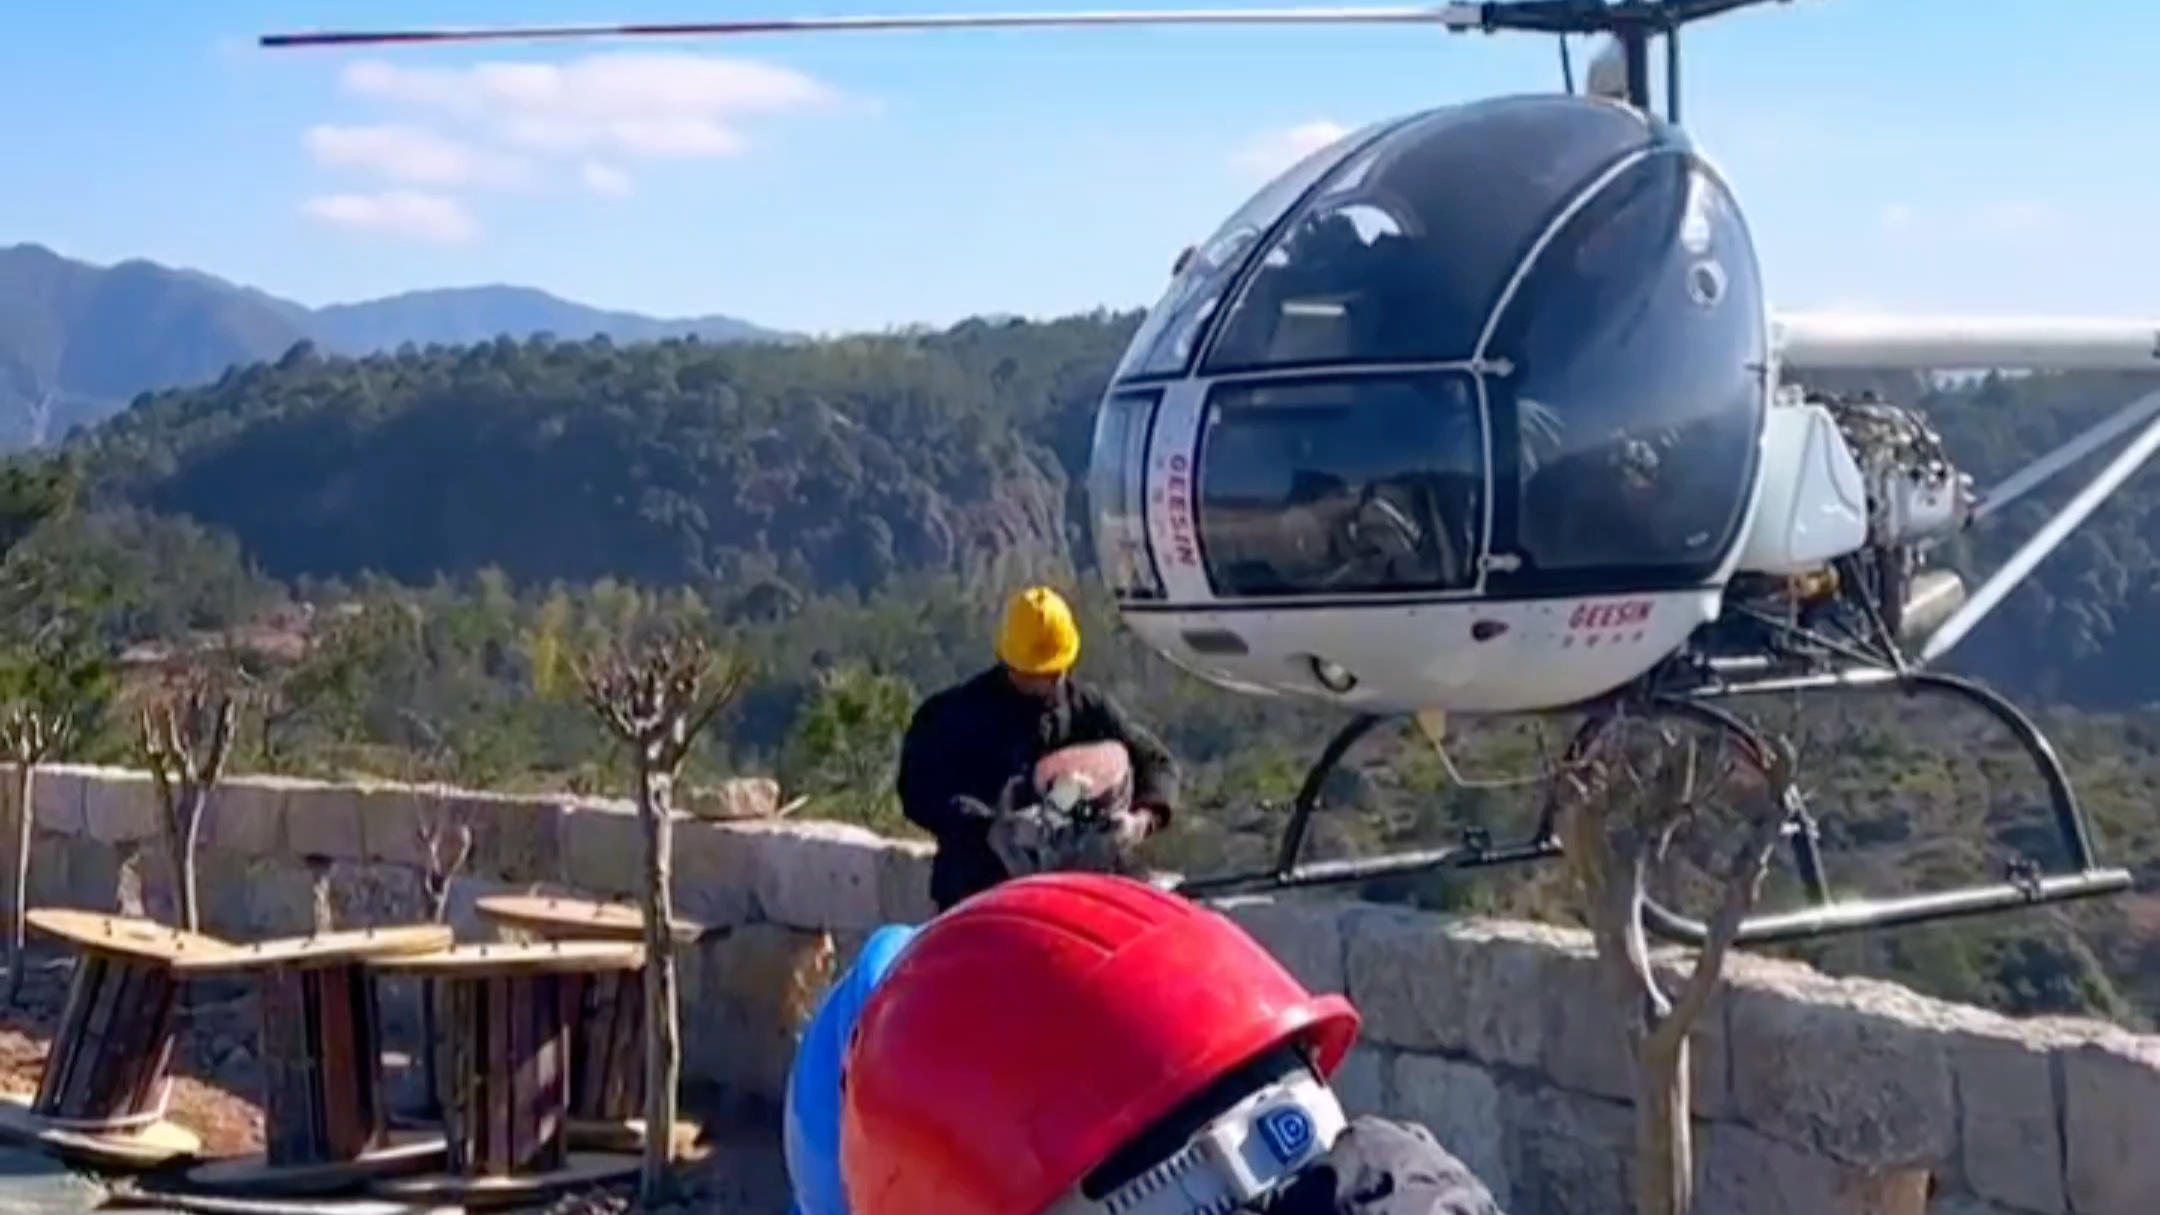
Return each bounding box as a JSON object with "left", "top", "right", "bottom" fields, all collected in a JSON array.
[
  {"left": 1162, "top": 454, "right": 1198, "bottom": 566},
  {"left": 1567, "top": 598, "right": 1653, "bottom": 631}
]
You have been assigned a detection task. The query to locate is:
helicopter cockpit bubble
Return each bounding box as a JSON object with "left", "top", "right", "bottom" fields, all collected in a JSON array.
[{"left": 1089, "top": 92, "right": 1773, "bottom": 714}]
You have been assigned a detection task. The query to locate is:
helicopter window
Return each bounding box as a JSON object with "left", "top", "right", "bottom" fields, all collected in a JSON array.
[
  {"left": 1195, "top": 374, "right": 1484, "bottom": 598},
  {"left": 1200, "top": 96, "right": 1658, "bottom": 375},
  {"left": 1487, "top": 152, "right": 1767, "bottom": 593},
  {"left": 1088, "top": 390, "right": 1165, "bottom": 599},
  {"left": 1113, "top": 121, "right": 1389, "bottom": 382}
]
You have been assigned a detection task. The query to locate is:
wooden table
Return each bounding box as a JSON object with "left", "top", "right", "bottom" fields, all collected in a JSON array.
[
  {"left": 0, "top": 910, "right": 238, "bottom": 1170},
  {"left": 364, "top": 941, "right": 647, "bottom": 1207},
  {"left": 179, "top": 925, "right": 455, "bottom": 1195},
  {"left": 472, "top": 893, "right": 713, "bottom": 1155}
]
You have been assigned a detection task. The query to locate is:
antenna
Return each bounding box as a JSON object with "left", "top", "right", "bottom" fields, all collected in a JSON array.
[{"left": 259, "top": 0, "right": 1798, "bottom": 125}]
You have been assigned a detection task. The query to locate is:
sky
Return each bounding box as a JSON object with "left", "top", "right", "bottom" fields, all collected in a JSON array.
[{"left": 5, "top": 0, "right": 2159, "bottom": 336}]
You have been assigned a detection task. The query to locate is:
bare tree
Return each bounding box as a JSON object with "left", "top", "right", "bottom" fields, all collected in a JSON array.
[
  {"left": 140, "top": 671, "right": 239, "bottom": 933},
  {"left": 577, "top": 629, "right": 748, "bottom": 1201},
  {"left": 1555, "top": 709, "right": 1795, "bottom": 1215},
  {"left": 413, "top": 793, "right": 472, "bottom": 1122},
  {"left": 0, "top": 703, "right": 75, "bottom": 1005}
]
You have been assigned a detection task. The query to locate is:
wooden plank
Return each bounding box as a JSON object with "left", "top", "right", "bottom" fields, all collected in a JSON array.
[
  {"left": 443, "top": 982, "right": 473, "bottom": 1175},
  {"left": 28, "top": 910, "right": 237, "bottom": 968},
  {"left": 59, "top": 955, "right": 134, "bottom": 1119},
  {"left": 187, "top": 926, "right": 453, "bottom": 973},
  {"left": 367, "top": 942, "right": 644, "bottom": 979},
  {"left": 258, "top": 967, "right": 312, "bottom": 1165},
  {"left": 473, "top": 894, "right": 711, "bottom": 944},
  {"left": 126, "top": 969, "right": 179, "bottom": 1119},
  {"left": 318, "top": 966, "right": 360, "bottom": 1159},
  {"left": 485, "top": 977, "right": 511, "bottom": 1174},
  {"left": 34, "top": 956, "right": 100, "bottom": 1113},
  {"left": 350, "top": 962, "right": 385, "bottom": 1150}
]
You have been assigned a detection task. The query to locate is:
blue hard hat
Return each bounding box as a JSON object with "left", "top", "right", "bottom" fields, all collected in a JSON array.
[{"left": 784, "top": 923, "right": 922, "bottom": 1215}]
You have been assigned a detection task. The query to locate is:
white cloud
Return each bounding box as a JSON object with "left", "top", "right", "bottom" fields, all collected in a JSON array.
[
  {"left": 1878, "top": 201, "right": 2058, "bottom": 241},
  {"left": 302, "top": 190, "right": 477, "bottom": 244},
  {"left": 1963, "top": 200, "right": 2054, "bottom": 237},
  {"left": 580, "top": 162, "right": 635, "bottom": 197},
  {"left": 338, "top": 52, "right": 837, "bottom": 162},
  {"left": 304, "top": 124, "right": 529, "bottom": 188},
  {"left": 1230, "top": 120, "right": 1351, "bottom": 179}
]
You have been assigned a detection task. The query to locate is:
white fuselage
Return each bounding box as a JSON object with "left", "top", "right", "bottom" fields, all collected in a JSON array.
[{"left": 1116, "top": 370, "right": 1881, "bottom": 717}]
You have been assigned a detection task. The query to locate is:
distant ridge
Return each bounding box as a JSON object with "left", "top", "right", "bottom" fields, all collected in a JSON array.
[{"left": 0, "top": 241, "right": 791, "bottom": 449}]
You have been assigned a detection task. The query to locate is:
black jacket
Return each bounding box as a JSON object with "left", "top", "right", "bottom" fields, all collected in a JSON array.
[
  {"left": 1263, "top": 1118, "right": 1508, "bottom": 1215},
  {"left": 896, "top": 666, "right": 1180, "bottom": 910}
]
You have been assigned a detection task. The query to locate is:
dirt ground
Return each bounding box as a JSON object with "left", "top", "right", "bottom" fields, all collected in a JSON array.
[{"left": 0, "top": 950, "right": 266, "bottom": 1157}]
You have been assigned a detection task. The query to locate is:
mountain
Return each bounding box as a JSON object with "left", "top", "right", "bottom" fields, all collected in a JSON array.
[
  {"left": 0, "top": 243, "right": 787, "bottom": 450},
  {"left": 308, "top": 286, "right": 787, "bottom": 356}
]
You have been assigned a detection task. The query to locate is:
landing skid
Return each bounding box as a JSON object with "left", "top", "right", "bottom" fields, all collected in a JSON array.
[
  {"left": 1173, "top": 669, "right": 2133, "bottom": 947},
  {"left": 1179, "top": 386, "right": 2160, "bottom": 944}
]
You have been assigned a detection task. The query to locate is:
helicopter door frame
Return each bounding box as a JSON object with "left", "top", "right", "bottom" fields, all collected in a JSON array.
[{"left": 1158, "top": 364, "right": 1496, "bottom": 609}]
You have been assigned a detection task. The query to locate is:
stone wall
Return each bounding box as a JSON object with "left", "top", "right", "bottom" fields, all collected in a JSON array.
[{"left": 12, "top": 764, "right": 2159, "bottom": 1215}]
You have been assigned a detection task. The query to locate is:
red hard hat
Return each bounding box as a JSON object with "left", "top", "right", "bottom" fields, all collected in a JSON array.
[{"left": 839, "top": 873, "right": 1360, "bottom": 1215}]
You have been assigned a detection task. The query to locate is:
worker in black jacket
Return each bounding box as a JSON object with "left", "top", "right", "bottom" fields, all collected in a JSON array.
[{"left": 896, "top": 585, "right": 1180, "bottom": 911}]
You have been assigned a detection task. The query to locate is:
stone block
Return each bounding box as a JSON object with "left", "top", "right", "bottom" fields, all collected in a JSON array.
[
  {"left": 2061, "top": 1032, "right": 2160, "bottom": 1215},
  {"left": 1344, "top": 909, "right": 1588, "bottom": 1069},
  {"left": 561, "top": 802, "right": 645, "bottom": 898},
  {"left": 29, "top": 767, "right": 86, "bottom": 836},
  {"left": 740, "top": 821, "right": 884, "bottom": 932},
  {"left": 1949, "top": 1018, "right": 2079, "bottom": 1215},
  {"left": 1217, "top": 895, "right": 1350, "bottom": 995},
  {"left": 1332, "top": 1044, "right": 1390, "bottom": 1118},
  {"left": 673, "top": 819, "right": 761, "bottom": 927},
  {"left": 26, "top": 833, "right": 70, "bottom": 908},
  {"left": 443, "top": 874, "right": 528, "bottom": 941},
  {"left": 242, "top": 858, "right": 329, "bottom": 937},
  {"left": 83, "top": 772, "right": 159, "bottom": 843},
  {"left": 1698, "top": 1122, "right": 1935, "bottom": 1215},
  {"left": 115, "top": 840, "right": 177, "bottom": 924},
  {"left": 687, "top": 776, "right": 780, "bottom": 821},
  {"left": 873, "top": 838, "right": 936, "bottom": 925},
  {"left": 461, "top": 792, "right": 567, "bottom": 883},
  {"left": 682, "top": 922, "right": 839, "bottom": 1099},
  {"left": 346, "top": 783, "right": 428, "bottom": 869},
  {"left": 64, "top": 841, "right": 122, "bottom": 913},
  {"left": 195, "top": 849, "right": 259, "bottom": 937},
  {"left": 1724, "top": 963, "right": 1957, "bottom": 1166},
  {"left": 1497, "top": 1080, "right": 1632, "bottom": 1215},
  {"left": 204, "top": 780, "right": 287, "bottom": 858},
  {"left": 284, "top": 784, "right": 363, "bottom": 862},
  {"left": 1391, "top": 1054, "right": 1507, "bottom": 1203},
  {"left": 326, "top": 861, "right": 429, "bottom": 928}
]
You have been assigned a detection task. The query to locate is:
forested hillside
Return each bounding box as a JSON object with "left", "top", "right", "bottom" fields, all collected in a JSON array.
[
  {"left": 8, "top": 312, "right": 2160, "bottom": 1029},
  {"left": 0, "top": 244, "right": 784, "bottom": 450}
]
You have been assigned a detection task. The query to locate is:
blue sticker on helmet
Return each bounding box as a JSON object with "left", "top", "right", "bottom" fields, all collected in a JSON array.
[{"left": 1256, "top": 1105, "right": 1316, "bottom": 1165}]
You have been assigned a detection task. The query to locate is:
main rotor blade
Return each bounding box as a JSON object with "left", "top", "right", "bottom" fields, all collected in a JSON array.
[{"left": 260, "top": 4, "right": 1487, "bottom": 48}]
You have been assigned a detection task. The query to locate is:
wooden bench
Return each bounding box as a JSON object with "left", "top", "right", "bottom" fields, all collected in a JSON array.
[
  {"left": 180, "top": 925, "right": 455, "bottom": 1195},
  {"left": 0, "top": 910, "right": 237, "bottom": 1170}
]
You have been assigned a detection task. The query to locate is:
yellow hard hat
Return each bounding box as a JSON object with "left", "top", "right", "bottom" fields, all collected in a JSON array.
[{"left": 996, "top": 586, "right": 1081, "bottom": 676}]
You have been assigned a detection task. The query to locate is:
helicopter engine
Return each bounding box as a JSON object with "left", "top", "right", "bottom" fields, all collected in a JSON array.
[
  {"left": 1826, "top": 391, "right": 1977, "bottom": 548},
  {"left": 1731, "top": 383, "right": 1979, "bottom": 650}
]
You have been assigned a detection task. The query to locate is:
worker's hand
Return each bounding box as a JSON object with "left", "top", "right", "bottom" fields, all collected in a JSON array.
[{"left": 1110, "top": 808, "right": 1157, "bottom": 849}]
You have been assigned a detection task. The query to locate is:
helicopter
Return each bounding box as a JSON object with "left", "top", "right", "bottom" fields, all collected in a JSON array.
[{"left": 262, "top": 0, "right": 2158, "bottom": 948}]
